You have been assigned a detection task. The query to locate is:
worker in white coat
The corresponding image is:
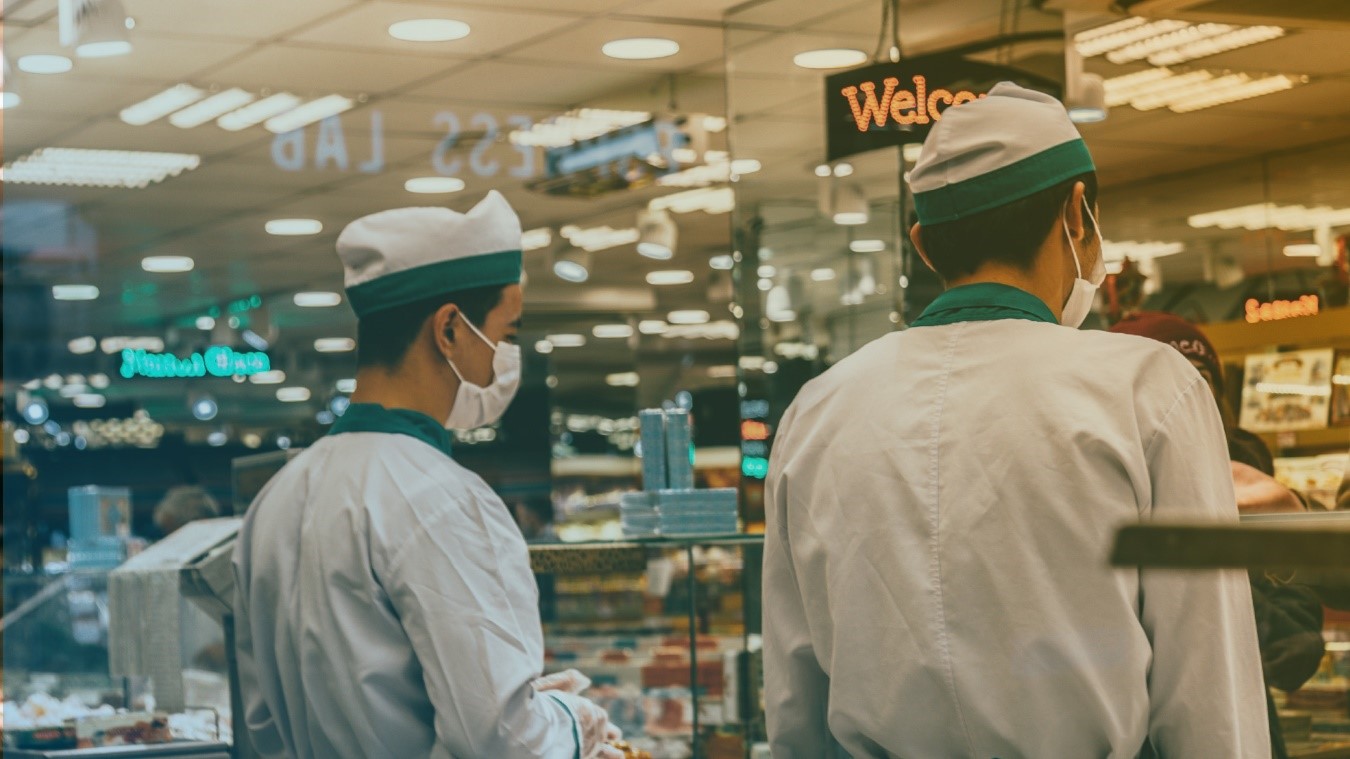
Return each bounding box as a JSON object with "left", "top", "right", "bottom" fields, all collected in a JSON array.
[
  {"left": 763, "top": 83, "right": 1269, "bottom": 758},
  {"left": 233, "top": 192, "right": 622, "bottom": 759}
]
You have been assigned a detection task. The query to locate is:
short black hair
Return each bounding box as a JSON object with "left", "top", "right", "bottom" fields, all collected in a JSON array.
[
  {"left": 356, "top": 284, "right": 507, "bottom": 369},
  {"left": 919, "top": 172, "right": 1098, "bottom": 282}
]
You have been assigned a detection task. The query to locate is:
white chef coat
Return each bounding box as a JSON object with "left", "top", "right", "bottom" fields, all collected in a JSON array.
[
  {"left": 233, "top": 405, "right": 580, "bottom": 759},
  {"left": 763, "top": 288, "right": 1269, "bottom": 759}
]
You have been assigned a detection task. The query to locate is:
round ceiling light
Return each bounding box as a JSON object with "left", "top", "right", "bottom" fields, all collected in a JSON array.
[
  {"left": 293, "top": 291, "right": 342, "bottom": 307},
  {"left": 793, "top": 49, "right": 868, "bottom": 70},
  {"left": 249, "top": 370, "right": 287, "bottom": 385},
  {"left": 405, "top": 176, "right": 466, "bottom": 194},
  {"left": 547, "top": 334, "right": 586, "bottom": 348},
  {"left": 668, "top": 310, "right": 710, "bottom": 325},
  {"left": 266, "top": 218, "right": 323, "bottom": 236},
  {"left": 709, "top": 255, "right": 734, "bottom": 271},
  {"left": 141, "top": 256, "right": 195, "bottom": 273},
  {"left": 276, "top": 387, "right": 312, "bottom": 403},
  {"left": 77, "top": 40, "right": 133, "bottom": 58},
  {"left": 191, "top": 396, "right": 218, "bottom": 421},
  {"left": 602, "top": 38, "right": 680, "bottom": 60},
  {"left": 18, "top": 54, "right": 73, "bottom": 74},
  {"left": 52, "top": 284, "right": 100, "bottom": 301},
  {"left": 1, "top": 92, "right": 21, "bottom": 109},
  {"left": 207, "top": 431, "right": 228, "bottom": 447},
  {"left": 388, "top": 19, "right": 471, "bottom": 42},
  {"left": 646, "top": 270, "right": 695, "bottom": 286},
  {"left": 196, "top": 316, "right": 216, "bottom": 330},
  {"left": 592, "top": 324, "right": 635, "bottom": 339},
  {"left": 314, "top": 337, "right": 356, "bottom": 353}
]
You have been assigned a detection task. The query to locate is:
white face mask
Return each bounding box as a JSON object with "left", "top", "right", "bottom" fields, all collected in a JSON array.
[
  {"left": 444, "top": 315, "right": 522, "bottom": 430},
  {"left": 1060, "top": 201, "right": 1105, "bottom": 329}
]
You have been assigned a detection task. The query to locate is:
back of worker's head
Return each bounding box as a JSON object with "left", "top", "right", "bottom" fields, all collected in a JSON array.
[
  {"left": 154, "top": 485, "right": 220, "bottom": 537},
  {"left": 907, "top": 82, "right": 1100, "bottom": 284}
]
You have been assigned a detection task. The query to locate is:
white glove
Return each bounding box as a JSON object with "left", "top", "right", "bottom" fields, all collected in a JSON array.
[
  {"left": 531, "top": 668, "right": 592, "bottom": 695},
  {"left": 546, "top": 691, "right": 623, "bottom": 759}
]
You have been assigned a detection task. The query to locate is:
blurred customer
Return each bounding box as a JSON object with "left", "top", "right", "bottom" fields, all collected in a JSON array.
[
  {"left": 513, "top": 496, "right": 560, "bottom": 544},
  {"left": 1111, "top": 312, "right": 1326, "bottom": 759},
  {"left": 153, "top": 485, "right": 221, "bottom": 537}
]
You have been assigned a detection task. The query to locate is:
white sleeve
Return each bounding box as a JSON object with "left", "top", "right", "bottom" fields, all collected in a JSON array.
[
  {"left": 1141, "top": 378, "right": 1270, "bottom": 758},
  {"left": 231, "top": 586, "right": 288, "bottom": 759},
  {"left": 382, "top": 497, "right": 583, "bottom": 759},
  {"left": 762, "top": 407, "right": 833, "bottom": 758}
]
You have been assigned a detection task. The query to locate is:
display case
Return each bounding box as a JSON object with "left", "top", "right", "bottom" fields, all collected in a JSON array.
[{"left": 530, "top": 534, "right": 766, "bottom": 759}]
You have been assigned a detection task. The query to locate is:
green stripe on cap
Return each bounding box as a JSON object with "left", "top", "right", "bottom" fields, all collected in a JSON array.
[
  {"left": 914, "top": 139, "right": 1096, "bottom": 225},
  {"left": 346, "top": 249, "right": 522, "bottom": 318}
]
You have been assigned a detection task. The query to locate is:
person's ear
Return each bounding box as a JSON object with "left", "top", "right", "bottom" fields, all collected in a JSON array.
[
  {"left": 433, "top": 303, "right": 460, "bottom": 357},
  {"left": 1065, "top": 181, "right": 1088, "bottom": 241},
  {"left": 910, "top": 223, "right": 938, "bottom": 274}
]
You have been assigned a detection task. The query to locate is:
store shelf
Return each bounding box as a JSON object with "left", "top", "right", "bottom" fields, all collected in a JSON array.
[
  {"left": 528, "top": 534, "right": 764, "bottom": 575},
  {"left": 1111, "top": 520, "right": 1350, "bottom": 570},
  {"left": 1260, "top": 427, "right": 1350, "bottom": 454}
]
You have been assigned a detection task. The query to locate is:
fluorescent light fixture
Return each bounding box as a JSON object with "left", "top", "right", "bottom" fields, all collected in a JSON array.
[
  {"left": 18, "top": 54, "right": 73, "bottom": 74},
  {"left": 647, "top": 270, "right": 695, "bottom": 286},
  {"left": 811, "top": 268, "right": 837, "bottom": 282},
  {"left": 708, "top": 365, "right": 738, "bottom": 379},
  {"left": 534, "top": 339, "right": 555, "bottom": 355},
  {"left": 649, "top": 187, "right": 735, "bottom": 214},
  {"left": 1149, "top": 25, "right": 1284, "bottom": 66},
  {"left": 68, "top": 336, "right": 97, "bottom": 354},
  {"left": 1169, "top": 74, "right": 1295, "bottom": 113},
  {"left": 850, "top": 239, "right": 886, "bottom": 254},
  {"left": 405, "top": 176, "right": 465, "bottom": 194},
  {"left": 2, "top": 148, "right": 201, "bottom": 188},
  {"left": 562, "top": 224, "right": 640, "bottom": 253},
  {"left": 709, "top": 255, "right": 734, "bottom": 271},
  {"left": 53, "top": 284, "right": 100, "bottom": 301},
  {"left": 141, "top": 255, "right": 194, "bottom": 273},
  {"left": 546, "top": 334, "right": 586, "bottom": 348},
  {"left": 241, "top": 330, "right": 270, "bottom": 351},
  {"left": 1106, "top": 22, "right": 1238, "bottom": 64},
  {"left": 315, "top": 337, "right": 356, "bottom": 353},
  {"left": 833, "top": 183, "right": 868, "bottom": 226},
  {"left": 277, "top": 387, "right": 312, "bottom": 402},
  {"left": 121, "top": 84, "right": 206, "bottom": 125},
  {"left": 1334, "top": 375, "right": 1350, "bottom": 386},
  {"left": 730, "top": 158, "right": 762, "bottom": 175},
  {"left": 668, "top": 310, "right": 710, "bottom": 325},
  {"left": 60, "top": 383, "right": 88, "bottom": 398},
  {"left": 217, "top": 93, "right": 301, "bottom": 131},
  {"left": 1188, "top": 203, "right": 1350, "bottom": 232},
  {"left": 266, "top": 218, "right": 323, "bottom": 236},
  {"left": 593, "top": 324, "right": 635, "bottom": 339},
  {"left": 606, "top": 372, "right": 640, "bottom": 387},
  {"left": 638, "top": 320, "right": 669, "bottom": 335},
  {"left": 78, "top": 40, "right": 131, "bottom": 58},
  {"left": 388, "top": 19, "right": 471, "bottom": 42},
  {"left": 74, "top": 394, "right": 107, "bottom": 409},
  {"left": 510, "top": 108, "right": 650, "bottom": 149},
  {"left": 636, "top": 210, "right": 677, "bottom": 259},
  {"left": 757, "top": 265, "right": 777, "bottom": 278},
  {"left": 522, "top": 227, "right": 552, "bottom": 251},
  {"left": 602, "top": 37, "right": 680, "bottom": 60},
  {"left": 553, "top": 248, "right": 591, "bottom": 283},
  {"left": 250, "top": 370, "right": 286, "bottom": 385},
  {"left": 101, "top": 336, "right": 164, "bottom": 353},
  {"left": 1076, "top": 18, "right": 1194, "bottom": 57},
  {"left": 1283, "top": 243, "right": 1322, "bottom": 257},
  {"left": 265, "top": 94, "right": 354, "bottom": 134},
  {"left": 169, "top": 88, "right": 256, "bottom": 128},
  {"left": 294, "top": 291, "right": 341, "bottom": 307},
  {"left": 793, "top": 48, "right": 868, "bottom": 69},
  {"left": 1101, "top": 240, "right": 1185, "bottom": 262},
  {"left": 336, "top": 378, "right": 357, "bottom": 393},
  {"left": 1254, "top": 382, "right": 1331, "bottom": 398}
]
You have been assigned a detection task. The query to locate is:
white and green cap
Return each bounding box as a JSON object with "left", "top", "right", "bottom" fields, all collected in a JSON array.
[
  {"left": 337, "top": 190, "right": 523, "bottom": 318},
  {"left": 908, "top": 82, "right": 1096, "bottom": 226}
]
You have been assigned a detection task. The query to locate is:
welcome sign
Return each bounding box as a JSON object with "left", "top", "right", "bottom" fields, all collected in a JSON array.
[{"left": 824, "top": 55, "right": 1062, "bottom": 162}]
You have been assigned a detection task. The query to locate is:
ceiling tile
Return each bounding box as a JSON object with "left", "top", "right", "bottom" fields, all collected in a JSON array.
[
  {"left": 506, "top": 18, "right": 726, "bottom": 71},
  {"left": 199, "top": 44, "right": 454, "bottom": 95},
  {"left": 126, "top": 0, "right": 361, "bottom": 42},
  {"left": 408, "top": 60, "right": 650, "bottom": 107},
  {"left": 289, "top": 1, "right": 577, "bottom": 58}
]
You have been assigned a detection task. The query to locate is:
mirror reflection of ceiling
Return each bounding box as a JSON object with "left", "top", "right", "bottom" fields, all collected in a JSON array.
[{"left": 3, "top": 0, "right": 1347, "bottom": 430}]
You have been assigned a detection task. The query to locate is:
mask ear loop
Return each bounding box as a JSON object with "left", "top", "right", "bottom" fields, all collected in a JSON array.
[{"left": 1063, "top": 204, "right": 1084, "bottom": 280}]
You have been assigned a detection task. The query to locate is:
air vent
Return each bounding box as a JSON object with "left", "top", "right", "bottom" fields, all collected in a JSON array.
[{"left": 1120, "top": 0, "right": 1350, "bottom": 29}]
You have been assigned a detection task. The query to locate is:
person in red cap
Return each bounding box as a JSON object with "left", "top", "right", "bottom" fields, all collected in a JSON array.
[{"left": 1110, "top": 312, "right": 1325, "bottom": 759}]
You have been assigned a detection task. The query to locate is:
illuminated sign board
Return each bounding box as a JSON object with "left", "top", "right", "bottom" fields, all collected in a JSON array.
[
  {"left": 824, "top": 56, "right": 1061, "bottom": 162},
  {"left": 1245, "top": 295, "right": 1320, "bottom": 324},
  {"left": 120, "top": 346, "right": 271, "bottom": 379}
]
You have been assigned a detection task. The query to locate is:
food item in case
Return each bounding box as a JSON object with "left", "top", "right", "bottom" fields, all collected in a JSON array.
[
  {"left": 608, "top": 740, "right": 654, "bottom": 759},
  {"left": 75, "top": 711, "right": 172, "bottom": 747}
]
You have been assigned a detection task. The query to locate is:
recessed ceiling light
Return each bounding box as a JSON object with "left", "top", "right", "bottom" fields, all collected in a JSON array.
[
  {"left": 52, "top": 284, "right": 100, "bottom": 301},
  {"left": 709, "top": 255, "right": 734, "bottom": 271},
  {"left": 668, "top": 310, "right": 710, "bottom": 325},
  {"left": 814, "top": 164, "right": 832, "bottom": 177},
  {"left": 388, "top": 19, "right": 471, "bottom": 42},
  {"left": 522, "top": 227, "right": 553, "bottom": 251},
  {"left": 169, "top": 88, "right": 256, "bottom": 128},
  {"left": 314, "top": 337, "right": 356, "bottom": 353},
  {"left": 593, "top": 324, "right": 635, "bottom": 339},
  {"left": 18, "top": 54, "right": 73, "bottom": 74},
  {"left": 606, "top": 372, "right": 640, "bottom": 387},
  {"left": 602, "top": 37, "right": 680, "bottom": 60},
  {"left": 336, "top": 378, "right": 358, "bottom": 393},
  {"left": 638, "top": 320, "right": 669, "bottom": 335},
  {"left": 196, "top": 316, "right": 215, "bottom": 330},
  {"left": 89, "top": 373, "right": 110, "bottom": 389},
  {"left": 207, "top": 431, "right": 228, "bottom": 447},
  {"left": 217, "top": 93, "right": 302, "bottom": 131},
  {"left": 68, "top": 336, "right": 97, "bottom": 354},
  {"left": 646, "top": 270, "right": 695, "bottom": 286},
  {"left": 264, "top": 95, "right": 354, "bottom": 134},
  {"left": 811, "top": 268, "right": 837, "bottom": 282},
  {"left": 730, "top": 159, "right": 762, "bottom": 175},
  {"left": 293, "top": 291, "right": 342, "bottom": 307},
  {"left": 833, "top": 162, "right": 854, "bottom": 178},
  {"left": 249, "top": 370, "right": 287, "bottom": 385},
  {"left": 141, "top": 256, "right": 195, "bottom": 273},
  {"left": 2, "top": 148, "right": 201, "bottom": 188},
  {"left": 1, "top": 92, "right": 21, "bottom": 109},
  {"left": 534, "top": 339, "right": 555, "bottom": 355},
  {"left": 850, "top": 239, "right": 886, "bottom": 253},
  {"left": 120, "top": 84, "right": 207, "bottom": 125},
  {"left": 1283, "top": 243, "right": 1322, "bottom": 257},
  {"left": 266, "top": 218, "right": 323, "bottom": 236},
  {"left": 276, "top": 387, "right": 312, "bottom": 403},
  {"left": 405, "top": 176, "right": 465, "bottom": 194},
  {"left": 793, "top": 48, "right": 868, "bottom": 70},
  {"left": 77, "top": 40, "right": 132, "bottom": 59},
  {"left": 73, "top": 394, "right": 107, "bottom": 409},
  {"left": 547, "top": 334, "right": 586, "bottom": 348},
  {"left": 757, "top": 265, "right": 777, "bottom": 278}
]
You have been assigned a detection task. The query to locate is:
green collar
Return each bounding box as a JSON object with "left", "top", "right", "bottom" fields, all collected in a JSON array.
[
  {"left": 912, "top": 282, "right": 1058, "bottom": 327},
  {"left": 328, "top": 403, "right": 453, "bottom": 458}
]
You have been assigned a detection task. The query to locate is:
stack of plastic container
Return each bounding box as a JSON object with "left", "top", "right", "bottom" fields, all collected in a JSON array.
[
  {"left": 68, "top": 486, "right": 133, "bottom": 569},
  {"left": 623, "top": 409, "right": 739, "bottom": 537}
]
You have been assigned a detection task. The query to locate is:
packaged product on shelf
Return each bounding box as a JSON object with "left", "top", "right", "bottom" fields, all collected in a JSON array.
[
  {"left": 664, "top": 410, "right": 694, "bottom": 490},
  {"left": 639, "top": 411, "right": 669, "bottom": 491}
]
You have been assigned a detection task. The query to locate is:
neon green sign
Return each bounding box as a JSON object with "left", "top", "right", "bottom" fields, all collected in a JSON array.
[{"left": 119, "top": 346, "right": 271, "bottom": 379}]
